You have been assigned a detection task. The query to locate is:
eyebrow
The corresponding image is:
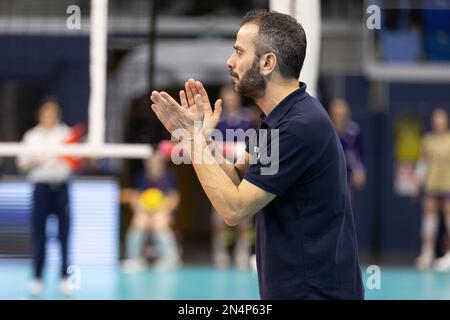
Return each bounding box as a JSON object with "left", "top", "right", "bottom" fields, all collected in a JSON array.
[{"left": 233, "top": 44, "right": 244, "bottom": 52}]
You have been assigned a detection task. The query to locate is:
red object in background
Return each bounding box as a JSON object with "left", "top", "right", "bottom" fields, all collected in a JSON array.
[
  {"left": 61, "top": 123, "right": 85, "bottom": 172},
  {"left": 221, "top": 142, "right": 236, "bottom": 160},
  {"left": 65, "top": 123, "right": 85, "bottom": 143},
  {"left": 157, "top": 139, "right": 238, "bottom": 162},
  {"left": 158, "top": 140, "right": 186, "bottom": 160},
  {"left": 158, "top": 140, "right": 174, "bottom": 159}
]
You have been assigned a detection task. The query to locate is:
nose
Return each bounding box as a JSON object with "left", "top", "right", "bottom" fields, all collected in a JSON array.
[{"left": 227, "top": 53, "right": 235, "bottom": 70}]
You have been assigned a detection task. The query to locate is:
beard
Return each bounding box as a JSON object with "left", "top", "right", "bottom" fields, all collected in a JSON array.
[{"left": 230, "top": 57, "right": 266, "bottom": 97}]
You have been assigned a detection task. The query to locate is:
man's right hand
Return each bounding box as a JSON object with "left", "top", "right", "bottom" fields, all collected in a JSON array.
[{"left": 179, "top": 79, "right": 222, "bottom": 138}]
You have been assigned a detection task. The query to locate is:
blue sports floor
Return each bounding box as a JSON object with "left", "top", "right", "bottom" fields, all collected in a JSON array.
[{"left": 1, "top": 262, "right": 450, "bottom": 300}]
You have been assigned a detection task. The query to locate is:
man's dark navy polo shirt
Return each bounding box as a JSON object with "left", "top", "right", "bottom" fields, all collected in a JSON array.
[{"left": 244, "top": 83, "right": 364, "bottom": 300}]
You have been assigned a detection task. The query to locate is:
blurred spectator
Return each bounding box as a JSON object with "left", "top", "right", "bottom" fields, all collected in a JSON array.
[
  {"left": 215, "top": 85, "right": 254, "bottom": 135},
  {"left": 413, "top": 108, "right": 450, "bottom": 271},
  {"left": 329, "top": 99, "right": 366, "bottom": 199},
  {"left": 122, "top": 95, "right": 170, "bottom": 188},
  {"left": 16, "top": 98, "right": 74, "bottom": 296},
  {"left": 212, "top": 84, "right": 256, "bottom": 269},
  {"left": 120, "top": 95, "right": 172, "bottom": 262},
  {"left": 122, "top": 152, "right": 180, "bottom": 272}
]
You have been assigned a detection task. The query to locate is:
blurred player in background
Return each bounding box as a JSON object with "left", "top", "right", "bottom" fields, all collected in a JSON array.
[
  {"left": 329, "top": 99, "right": 366, "bottom": 199},
  {"left": 212, "top": 84, "right": 256, "bottom": 269},
  {"left": 122, "top": 152, "right": 180, "bottom": 272},
  {"left": 413, "top": 108, "right": 450, "bottom": 271},
  {"left": 16, "top": 98, "right": 75, "bottom": 296}
]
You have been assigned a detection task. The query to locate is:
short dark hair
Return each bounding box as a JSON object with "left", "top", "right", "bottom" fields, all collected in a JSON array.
[
  {"left": 39, "top": 96, "right": 61, "bottom": 109},
  {"left": 240, "top": 9, "right": 307, "bottom": 80},
  {"left": 36, "top": 96, "right": 61, "bottom": 120}
]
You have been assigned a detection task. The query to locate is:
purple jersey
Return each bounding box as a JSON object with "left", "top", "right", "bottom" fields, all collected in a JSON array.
[
  {"left": 216, "top": 109, "right": 253, "bottom": 142},
  {"left": 338, "top": 121, "right": 365, "bottom": 184},
  {"left": 133, "top": 169, "right": 177, "bottom": 193}
]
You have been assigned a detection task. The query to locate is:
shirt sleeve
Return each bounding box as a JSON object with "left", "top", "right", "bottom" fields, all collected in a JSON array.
[
  {"left": 16, "top": 130, "right": 34, "bottom": 171},
  {"left": 243, "top": 122, "right": 314, "bottom": 196},
  {"left": 354, "top": 125, "right": 365, "bottom": 170}
]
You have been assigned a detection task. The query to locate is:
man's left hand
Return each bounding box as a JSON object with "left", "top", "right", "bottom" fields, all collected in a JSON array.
[{"left": 150, "top": 91, "right": 205, "bottom": 139}]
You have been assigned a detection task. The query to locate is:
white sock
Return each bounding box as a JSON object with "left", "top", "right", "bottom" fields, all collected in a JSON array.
[
  {"left": 421, "top": 213, "right": 438, "bottom": 256},
  {"left": 125, "top": 228, "right": 145, "bottom": 260},
  {"left": 155, "top": 229, "right": 179, "bottom": 261}
]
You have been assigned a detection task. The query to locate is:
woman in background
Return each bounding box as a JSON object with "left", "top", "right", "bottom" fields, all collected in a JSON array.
[{"left": 413, "top": 108, "right": 450, "bottom": 271}]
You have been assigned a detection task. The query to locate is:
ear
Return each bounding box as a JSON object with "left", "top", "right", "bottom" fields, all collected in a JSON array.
[{"left": 260, "top": 53, "right": 277, "bottom": 76}]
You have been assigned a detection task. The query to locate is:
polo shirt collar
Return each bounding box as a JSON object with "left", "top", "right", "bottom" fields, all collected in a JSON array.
[{"left": 260, "top": 82, "right": 308, "bottom": 128}]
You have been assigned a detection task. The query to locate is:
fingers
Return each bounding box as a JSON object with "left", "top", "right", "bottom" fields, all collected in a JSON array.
[
  {"left": 151, "top": 103, "right": 174, "bottom": 134},
  {"left": 150, "top": 91, "right": 167, "bottom": 112},
  {"left": 160, "top": 91, "right": 182, "bottom": 109},
  {"left": 195, "top": 81, "right": 210, "bottom": 103},
  {"left": 194, "top": 94, "right": 204, "bottom": 119},
  {"left": 152, "top": 91, "right": 179, "bottom": 111},
  {"left": 150, "top": 92, "right": 167, "bottom": 119},
  {"left": 150, "top": 91, "right": 174, "bottom": 121},
  {"left": 150, "top": 103, "right": 164, "bottom": 123},
  {"left": 151, "top": 90, "right": 197, "bottom": 136},
  {"left": 150, "top": 90, "right": 164, "bottom": 104},
  {"left": 150, "top": 103, "right": 160, "bottom": 116},
  {"left": 188, "top": 79, "right": 198, "bottom": 95},
  {"left": 151, "top": 99, "right": 175, "bottom": 135},
  {"left": 179, "top": 90, "right": 189, "bottom": 110},
  {"left": 184, "top": 80, "right": 196, "bottom": 107},
  {"left": 194, "top": 80, "right": 213, "bottom": 114},
  {"left": 214, "top": 99, "right": 223, "bottom": 118}
]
